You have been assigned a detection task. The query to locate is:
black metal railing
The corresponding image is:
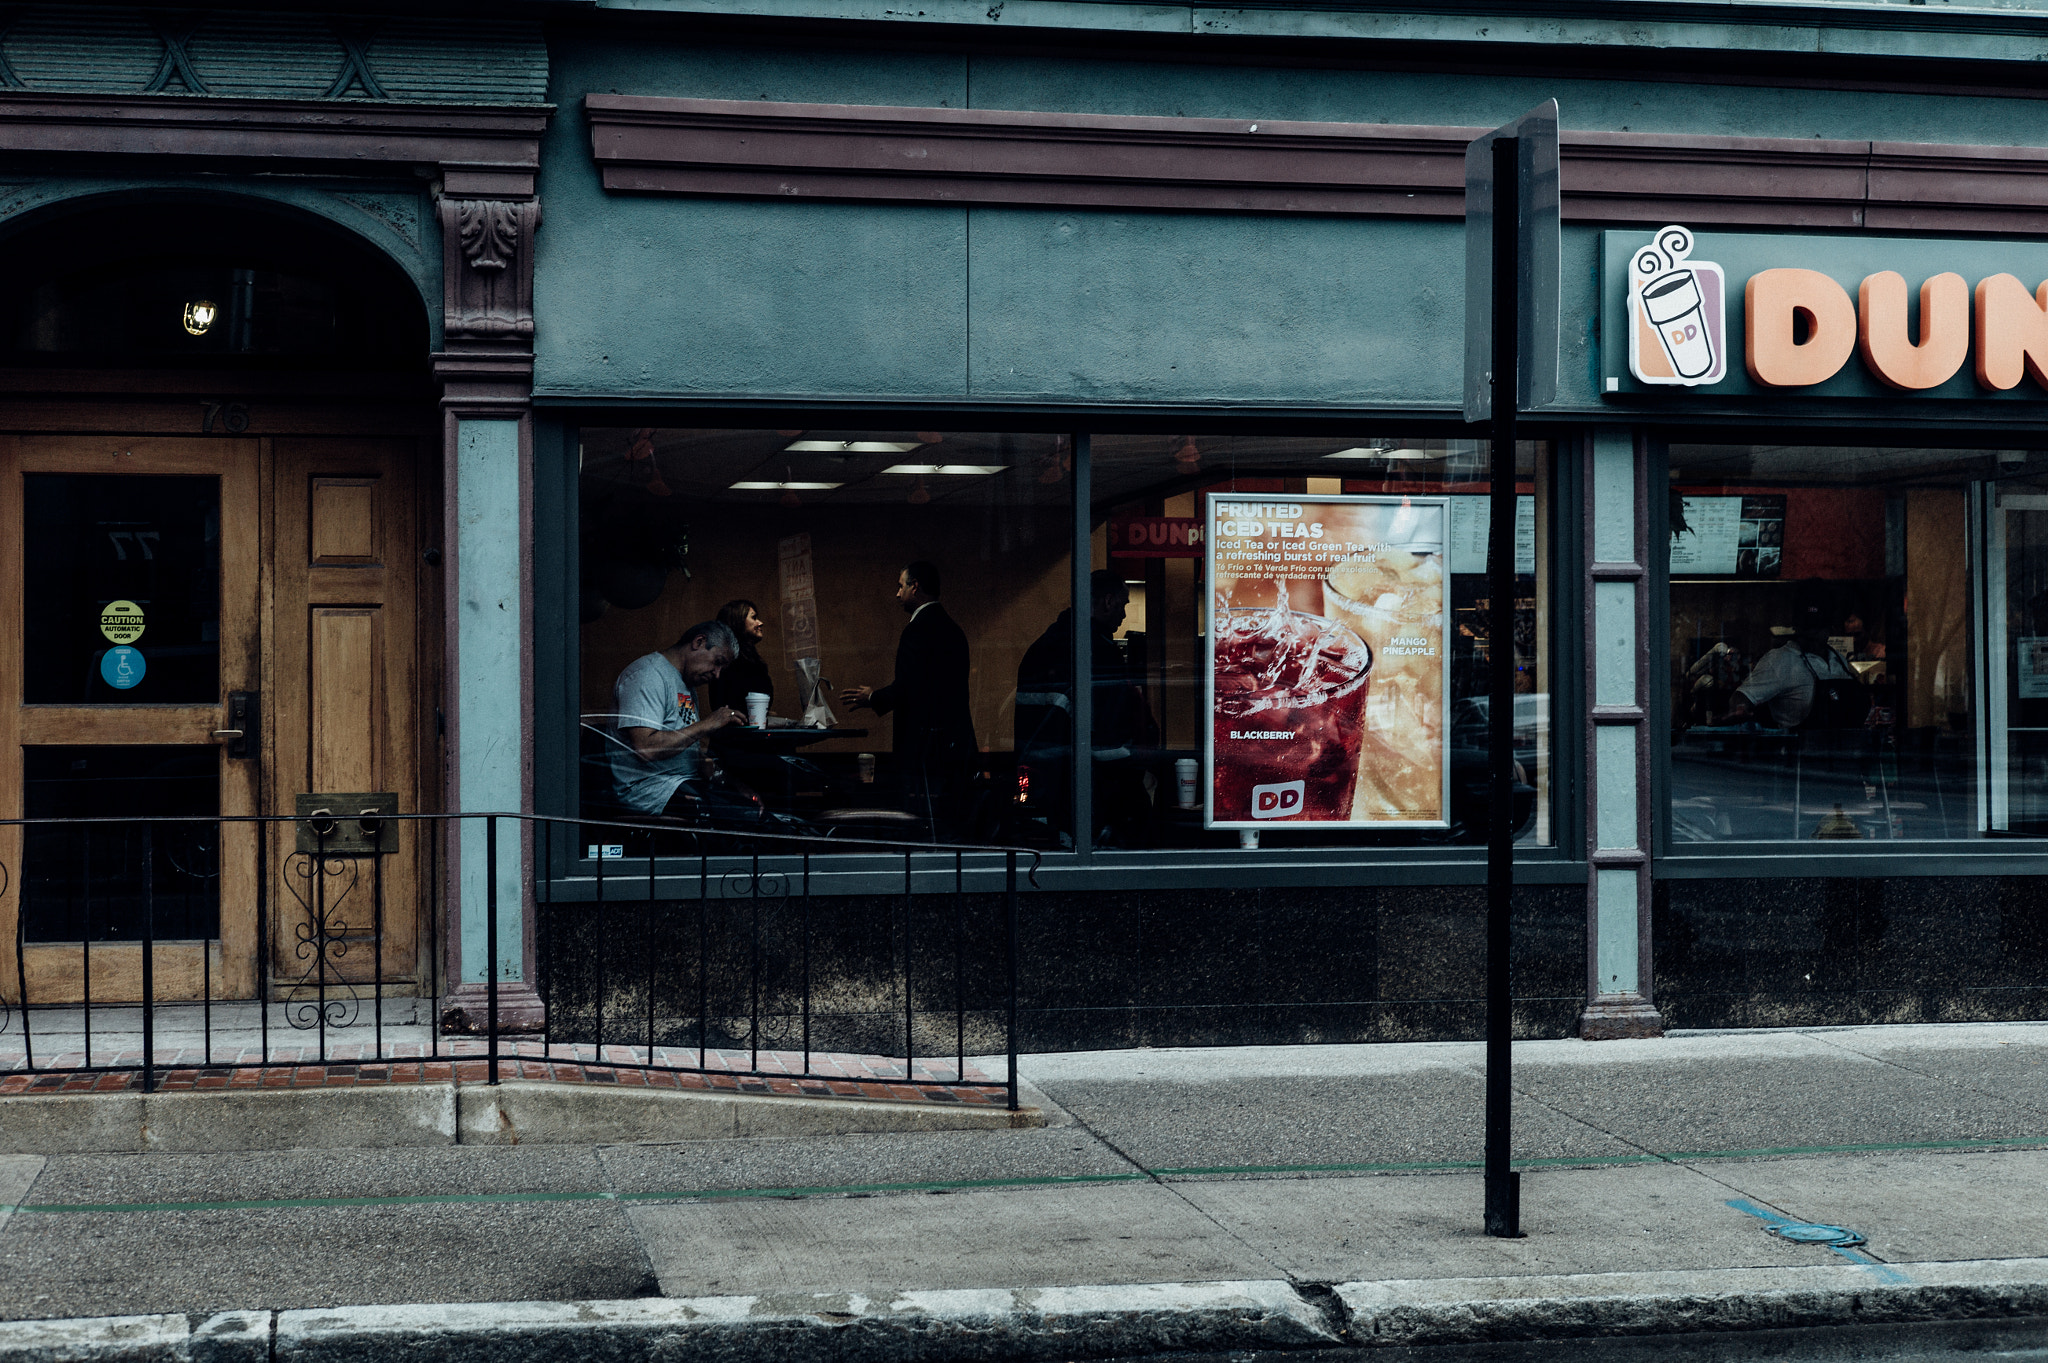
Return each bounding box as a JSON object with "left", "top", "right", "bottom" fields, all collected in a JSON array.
[{"left": 2, "top": 812, "right": 1033, "bottom": 1109}]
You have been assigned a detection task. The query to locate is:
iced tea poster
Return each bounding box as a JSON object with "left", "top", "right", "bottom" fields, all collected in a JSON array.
[{"left": 1205, "top": 493, "right": 1451, "bottom": 829}]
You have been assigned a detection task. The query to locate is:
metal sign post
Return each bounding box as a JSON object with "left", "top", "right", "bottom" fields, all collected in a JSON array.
[{"left": 1465, "top": 100, "right": 1559, "bottom": 1240}]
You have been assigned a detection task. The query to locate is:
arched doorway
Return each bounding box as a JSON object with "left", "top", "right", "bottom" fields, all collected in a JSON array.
[{"left": 0, "top": 194, "right": 438, "bottom": 1009}]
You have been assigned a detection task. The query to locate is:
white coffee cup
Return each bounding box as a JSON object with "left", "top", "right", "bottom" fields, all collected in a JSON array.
[
  {"left": 1174, "top": 758, "right": 1200, "bottom": 810},
  {"left": 858, "top": 752, "right": 876, "bottom": 783},
  {"left": 1238, "top": 830, "right": 1260, "bottom": 851},
  {"left": 744, "top": 692, "right": 769, "bottom": 727}
]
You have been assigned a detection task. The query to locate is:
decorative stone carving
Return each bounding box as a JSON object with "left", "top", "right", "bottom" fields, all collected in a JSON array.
[
  {"left": 143, "top": 13, "right": 208, "bottom": 95},
  {"left": 438, "top": 196, "right": 537, "bottom": 342}
]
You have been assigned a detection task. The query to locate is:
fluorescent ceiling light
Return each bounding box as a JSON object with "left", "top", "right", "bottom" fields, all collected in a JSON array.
[
  {"left": 1327, "top": 446, "right": 1437, "bottom": 460},
  {"left": 730, "top": 481, "right": 843, "bottom": 491},
  {"left": 784, "top": 440, "right": 924, "bottom": 453},
  {"left": 880, "top": 464, "right": 1007, "bottom": 475},
  {"left": 1323, "top": 448, "right": 1385, "bottom": 459}
]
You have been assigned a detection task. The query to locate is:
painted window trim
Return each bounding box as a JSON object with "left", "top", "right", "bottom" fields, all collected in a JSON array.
[{"left": 587, "top": 93, "right": 2048, "bottom": 231}]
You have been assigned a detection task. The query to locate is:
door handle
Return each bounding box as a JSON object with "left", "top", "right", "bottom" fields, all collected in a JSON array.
[{"left": 218, "top": 692, "right": 258, "bottom": 759}]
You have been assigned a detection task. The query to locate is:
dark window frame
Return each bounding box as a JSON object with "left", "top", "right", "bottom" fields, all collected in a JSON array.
[{"left": 534, "top": 410, "right": 1586, "bottom": 896}]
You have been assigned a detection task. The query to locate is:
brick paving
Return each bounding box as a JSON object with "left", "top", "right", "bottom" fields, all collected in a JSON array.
[{"left": 0, "top": 1040, "right": 1008, "bottom": 1105}]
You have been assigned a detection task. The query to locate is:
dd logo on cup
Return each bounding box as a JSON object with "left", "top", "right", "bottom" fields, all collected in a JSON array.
[{"left": 1251, "top": 780, "right": 1305, "bottom": 819}]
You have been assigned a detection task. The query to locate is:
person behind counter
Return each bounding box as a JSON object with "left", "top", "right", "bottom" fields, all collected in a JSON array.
[
  {"left": 610, "top": 619, "right": 744, "bottom": 816},
  {"left": 1725, "top": 604, "right": 1869, "bottom": 730},
  {"left": 840, "top": 560, "right": 976, "bottom": 835},
  {"left": 708, "top": 598, "right": 792, "bottom": 726}
]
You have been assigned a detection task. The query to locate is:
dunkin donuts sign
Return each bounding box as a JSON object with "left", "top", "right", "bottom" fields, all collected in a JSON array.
[{"left": 1611, "top": 224, "right": 2048, "bottom": 397}]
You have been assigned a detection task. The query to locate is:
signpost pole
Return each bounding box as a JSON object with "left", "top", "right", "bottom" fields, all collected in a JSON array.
[
  {"left": 1466, "top": 98, "right": 1553, "bottom": 1240},
  {"left": 1483, "top": 134, "right": 1523, "bottom": 1240}
]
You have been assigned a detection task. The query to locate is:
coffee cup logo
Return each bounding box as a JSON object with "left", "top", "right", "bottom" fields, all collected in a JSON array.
[{"left": 1628, "top": 226, "right": 1727, "bottom": 386}]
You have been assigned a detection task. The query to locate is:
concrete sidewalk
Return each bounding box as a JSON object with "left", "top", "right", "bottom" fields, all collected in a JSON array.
[{"left": 2, "top": 1022, "right": 2046, "bottom": 1357}]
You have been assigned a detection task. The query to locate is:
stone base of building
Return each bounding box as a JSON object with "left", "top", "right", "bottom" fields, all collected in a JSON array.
[
  {"left": 440, "top": 982, "right": 547, "bottom": 1035},
  {"left": 1577, "top": 996, "right": 1666, "bottom": 1040}
]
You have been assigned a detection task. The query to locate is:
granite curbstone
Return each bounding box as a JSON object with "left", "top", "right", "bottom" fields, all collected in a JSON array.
[
  {"left": 1336, "top": 1257, "right": 2048, "bottom": 1346},
  {"left": 1, "top": 1081, "right": 1032, "bottom": 1154},
  {"left": 0, "top": 1313, "right": 191, "bottom": 1363},
  {"left": 271, "top": 1281, "right": 1333, "bottom": 1363}
]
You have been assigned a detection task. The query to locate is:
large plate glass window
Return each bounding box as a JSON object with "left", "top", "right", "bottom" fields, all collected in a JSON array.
[
  {"left": 1084, "top": 435, "right": 1553, "bottom": 850},
  {"left": 576, "top": 429, "right": 1071, "bottom": 850},
  {"left": 1666, "top": 442, "right": 2048, "bottom": 842}
]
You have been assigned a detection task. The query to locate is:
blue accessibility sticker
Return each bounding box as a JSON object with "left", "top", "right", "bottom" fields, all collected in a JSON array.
[{"left": 100, "top": 645, "right": 146, "bottom": 690}]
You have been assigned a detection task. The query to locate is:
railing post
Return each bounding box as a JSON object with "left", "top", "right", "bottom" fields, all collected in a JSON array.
[
  {"left": 1006, "top": 850, "right": 1019, "bottom": 1112},
  {"left": 486, "top": 814, "right": 500, "bottom": 1086},
  {"left": 256, "top": 816, "right": 268, "bottom": 1065},
  {"left": 141, "top": 823, "right": 155, "bottom": 1095}
]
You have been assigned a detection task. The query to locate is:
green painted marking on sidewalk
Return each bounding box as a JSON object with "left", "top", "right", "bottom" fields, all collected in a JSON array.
[
  {"left": 0, "top": 1171, "right": 1149, "bottom": 1216},
  {"left": 2, "top": 1136, "right": 2042, "bottom": 1217}
]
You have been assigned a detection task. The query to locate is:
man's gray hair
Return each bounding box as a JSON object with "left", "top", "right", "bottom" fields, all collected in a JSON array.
[{"left": 678, "top": 619, "right": 740, "bottom": 657}]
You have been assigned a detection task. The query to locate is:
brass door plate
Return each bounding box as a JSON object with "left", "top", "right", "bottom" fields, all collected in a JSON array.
[{"left": 295, "top": 792, "right": 399, "bottom": 855}]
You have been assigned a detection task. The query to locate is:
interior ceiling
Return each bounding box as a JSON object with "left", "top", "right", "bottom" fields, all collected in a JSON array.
[
  {"left": 1670, "top": 444, "right": 2044, "bottom": 486},
  {"left": 579, "top": 429, "right": 1512, "bottom": 509}
]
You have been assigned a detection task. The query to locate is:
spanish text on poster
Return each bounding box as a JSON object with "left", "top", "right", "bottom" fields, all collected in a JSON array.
[{"left": 1205, "top": 493, "right": 1450, "bottom": 829}]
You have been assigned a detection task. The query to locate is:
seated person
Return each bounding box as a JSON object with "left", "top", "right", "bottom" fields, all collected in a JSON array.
[
  {"left": 708, "top": 597, "right": 791, "bottom": 725},
  {"left": 610, "top": 620, "right": 745, "bottom": 816}
]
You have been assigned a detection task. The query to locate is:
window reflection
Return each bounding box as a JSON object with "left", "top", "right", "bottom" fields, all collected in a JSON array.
[{"left": 1666, "top": 443, "right": 2048, "bottom": 842}]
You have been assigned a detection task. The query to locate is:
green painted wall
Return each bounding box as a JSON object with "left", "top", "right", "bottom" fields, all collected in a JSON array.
[{"left": 532, "top": 31, "right": 2043, "bottom": 412}]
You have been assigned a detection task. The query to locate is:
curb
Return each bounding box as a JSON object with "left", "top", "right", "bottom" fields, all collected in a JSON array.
[
  {"left": 0, "top": 1081, "right": 1040, "bottom": 1155},
  {"left": 3, "top": 1261, "right": 2047, "bottom": 1361}
]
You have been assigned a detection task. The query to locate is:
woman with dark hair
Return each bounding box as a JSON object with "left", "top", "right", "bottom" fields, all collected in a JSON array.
[{"left": 709, "top": 598, "right": 777, "bottom": 719}]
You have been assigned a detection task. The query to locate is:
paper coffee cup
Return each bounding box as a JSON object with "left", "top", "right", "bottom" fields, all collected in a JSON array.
[
  {"left": 744, "top": 692, "right": 769, "bottom": 726},
  {"left": 858, "top": 752, "right": 876, "bottom": 783},
  {"left": 1174, "top": 758, "right": 1200, "bottom": 810}
]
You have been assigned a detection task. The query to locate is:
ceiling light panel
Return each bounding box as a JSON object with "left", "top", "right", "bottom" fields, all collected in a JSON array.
[
  {"left": 880, "top": 464, "right": 1007, "bottom": 475},
  {"left": 730, "top": 481, "right": 843, "bottom": 491},
  {"left": 784, "top": 440, "right": 924, "bottom": 453}
]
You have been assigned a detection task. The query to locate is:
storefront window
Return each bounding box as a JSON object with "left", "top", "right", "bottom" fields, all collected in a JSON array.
[
  {"left": 577, "top": 429, "right": 1070, "bottom": 849},
  {"left": 1666, "top": 442, "right": 2048, "bottom": 843},
  {"left": 1083, "top": 435, "right": 1553, "bottom": 850}
]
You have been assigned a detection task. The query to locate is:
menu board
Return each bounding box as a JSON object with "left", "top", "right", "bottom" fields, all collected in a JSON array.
[
  {"left": 1447, "top": 495, "right": 1537, "bottom": 575},
  {"left": 1671, "top": 495, "right": 1785, "bottom": 577},
  {"left": 1205, "top": 494, "right": 1451, "bottom": 829}
]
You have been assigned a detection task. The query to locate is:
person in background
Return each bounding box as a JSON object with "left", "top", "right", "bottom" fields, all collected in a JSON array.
[
  {"left": 1016, "top": 570, "right": 1158, "bottom": 845},
  {"left": 840, "top": 560, "right": 976, "bottom": 836},
  {"left": 609, "top": 619, "right": 744, "bottom": 816},
  {"left": 709, "top": 598, "right": 787, "bottom": 724},
  {"left": 1726, "top": 604, "right": 1864, "bottom": 729}
]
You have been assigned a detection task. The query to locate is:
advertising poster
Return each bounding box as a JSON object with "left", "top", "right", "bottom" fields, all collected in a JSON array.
[{"left": 1205, "top": 493, "right": 1450, "bottom": 829}]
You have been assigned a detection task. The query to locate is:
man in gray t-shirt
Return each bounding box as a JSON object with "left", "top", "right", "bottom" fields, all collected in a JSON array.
[{"left": 609, "top": 620, "right": 743, "bottom": 814}]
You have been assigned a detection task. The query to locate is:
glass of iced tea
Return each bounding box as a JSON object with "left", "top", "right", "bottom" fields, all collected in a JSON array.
[
  {"left": 1211, "top": 607, "right": 1372, "bottom": 822},
  {"left": 1322, "top": 549, "right": 1444, "bottom": 738}
]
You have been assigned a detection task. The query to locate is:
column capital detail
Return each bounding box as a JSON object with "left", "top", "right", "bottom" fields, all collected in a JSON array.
[{"left": 436, "top": 196, "right": 538, "bottom": 410}]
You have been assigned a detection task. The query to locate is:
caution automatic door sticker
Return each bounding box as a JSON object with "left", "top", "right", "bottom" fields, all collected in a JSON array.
[{"left": 100, "top": 599, "right": 145, "bottom": 644}]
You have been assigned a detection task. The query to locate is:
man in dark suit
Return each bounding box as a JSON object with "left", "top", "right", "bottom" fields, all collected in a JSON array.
[{"left": 841, "top": 560, "right": 976, "bottom": 837}]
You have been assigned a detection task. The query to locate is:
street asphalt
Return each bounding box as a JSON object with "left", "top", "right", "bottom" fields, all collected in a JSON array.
[{"left": 1, "top": 1022, "right": 2045, "bottom": 1334}]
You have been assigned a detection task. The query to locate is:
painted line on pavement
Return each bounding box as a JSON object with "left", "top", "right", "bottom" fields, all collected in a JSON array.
[
  {"left": 2, "top": 1135, "right": 2043, "bottom": 1217},
  {"left": 1726, "top": 1197, "right": 1913, "bottom": 1284}
]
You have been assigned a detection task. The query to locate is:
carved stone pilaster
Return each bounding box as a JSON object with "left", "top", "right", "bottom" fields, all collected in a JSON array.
[{"left": 435, "top": 195, "right": 537, "bottom": 407}]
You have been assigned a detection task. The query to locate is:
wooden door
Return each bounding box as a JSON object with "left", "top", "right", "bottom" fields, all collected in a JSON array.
[
  {"left": 267, "top": 438, "right": 424, "bottom": 993},
  {"left": 0, "top": 435, "right": 262, "bottom": 1002}
]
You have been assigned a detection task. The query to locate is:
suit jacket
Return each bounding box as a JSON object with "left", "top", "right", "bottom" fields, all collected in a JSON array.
[{"left": 872, "top": 601, "right": 976, "bottom": 766}]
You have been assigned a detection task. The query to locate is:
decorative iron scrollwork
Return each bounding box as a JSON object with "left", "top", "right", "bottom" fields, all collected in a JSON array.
[{"left": 282, "top": 852, "right": 362, "bottom": 1031}]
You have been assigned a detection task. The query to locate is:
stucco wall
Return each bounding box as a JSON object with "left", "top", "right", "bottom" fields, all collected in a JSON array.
[{"left": 533, "top": 30, "right": 2048, "bottom": 411}]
